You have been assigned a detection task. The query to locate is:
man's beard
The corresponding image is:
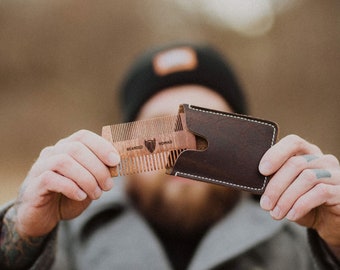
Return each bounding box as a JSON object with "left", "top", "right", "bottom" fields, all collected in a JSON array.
[{"left": 125, "top": 173, "right": 241, "bottom": 237}]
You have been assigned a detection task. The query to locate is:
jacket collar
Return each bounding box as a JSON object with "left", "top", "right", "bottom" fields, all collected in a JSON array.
[{"left": 188, "top": 195, "right": 285, "bottom": 270}]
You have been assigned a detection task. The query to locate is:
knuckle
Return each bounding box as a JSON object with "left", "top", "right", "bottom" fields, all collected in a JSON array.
[
  {"left": 300, "top": 169, "right": 317, "bottom": 183},
  {"left": 324, "top": 154, "right": 340, "bottom": 167},
  {"left": 72, "top": 129, "right": 89, "bottom": 141},
  {"left": 39, "top": 170, "right": 55, "bottom": 187},
  {"left": 314, "top": 183, "right": 331, "bottom": 198},
  {"left": 286, "top": 134, "right": 321, "bottom": 154},
  {"left": 39, "top": 146, "right": 53, "bottom": 157},
  {"left": 289, "top": 135, "right": 305, "bottom": 150},
  {"left": 66, "top": 141, "right": 84, "bottom": 157},
  {"left": 286, "top": 134, "right": 303, "bottom": 144},
  {"left": 55, "top": 137, "right": 67, "bottom": 147},
  {"left": 54, "top": 140, "right": 85, "bottom": 158},
  {"left": 54, "top": 154, "right": 72, "bottom": 171},
  {"left": 309, "top": 143, "right": 322, "bottom": 154},
  {"left": 286, "top": 156, "right": 305, "bottom": 171}
]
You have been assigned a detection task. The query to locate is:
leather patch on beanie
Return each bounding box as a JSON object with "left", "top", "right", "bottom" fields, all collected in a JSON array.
[{"left": 153, "top": 47, "right": 198, "bottom": 76}]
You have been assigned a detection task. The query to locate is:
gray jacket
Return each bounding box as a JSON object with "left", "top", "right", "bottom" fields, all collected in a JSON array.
[{"left": 1, "top": 178, "right": 338, "bottom": 269}]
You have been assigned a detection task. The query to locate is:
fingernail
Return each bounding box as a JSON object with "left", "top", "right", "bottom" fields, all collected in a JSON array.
[
  {"left": 104, "top": 177, "right": 114, "bottom": 190},
  {"left": 77, "top": 190, "right": 87, "bottom": 201},
  {"left": 270, "top": 206, "right": 281, "bottom": 219},
  {"left": 259, "top": 161, "right": 272, "bottom": 175},
  {"left": 286, "top": 209, "right": 296, "bottom": 220},
  {"left": 93, "top": 186, "right": 102, "bottom": 199},
  {"left": 260, "top": 195, "right": 272, "bottom": 210},
  {"left": 108, "top": 152, "right": 120, "bottom": 165}
]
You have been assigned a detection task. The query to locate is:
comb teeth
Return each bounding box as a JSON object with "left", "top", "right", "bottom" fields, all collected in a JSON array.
[
  {"left": 102, "top": 108, "right": 197, "bottom": 177},
  {"left": 117, "top": 149, "right": 185, "bottom": 175},
  {"left": 109, "top": 114, "right": 182, "bottom": 142}
]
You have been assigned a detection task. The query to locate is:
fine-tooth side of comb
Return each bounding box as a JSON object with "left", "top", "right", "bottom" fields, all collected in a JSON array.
[{"left": 102, "top": 107, "right": 197, "bottom": 177}]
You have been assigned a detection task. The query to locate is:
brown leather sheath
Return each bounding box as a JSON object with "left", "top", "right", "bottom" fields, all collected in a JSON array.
[{"left": 166, "top": 104, "right": 279, "bottom": 194}]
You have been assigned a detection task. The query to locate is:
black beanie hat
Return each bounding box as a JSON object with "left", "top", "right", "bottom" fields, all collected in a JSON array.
[{"left": 119, "top": 43, "right": 247, "bottom": 122}]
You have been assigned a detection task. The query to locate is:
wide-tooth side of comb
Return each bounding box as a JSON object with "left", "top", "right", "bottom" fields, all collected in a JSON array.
[{"left": 117, "top": 149, "right": 185, "bottom": 175}]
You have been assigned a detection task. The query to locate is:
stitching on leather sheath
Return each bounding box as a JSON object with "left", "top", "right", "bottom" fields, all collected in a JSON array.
[
  {"left": 175, "top": 172, "right": 268, "bottom": 191},
  {"left": 175, "top": 105, "right": 278, "bottom": 191}
]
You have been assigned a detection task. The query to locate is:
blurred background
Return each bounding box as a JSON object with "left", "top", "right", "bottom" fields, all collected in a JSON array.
[{"left": 0, "top": 0, "right": 339, "bottom": 204}]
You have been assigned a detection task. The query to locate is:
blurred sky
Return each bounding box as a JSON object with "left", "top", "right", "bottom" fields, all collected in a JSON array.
[{"left": 0, "top": 0, "right": 339, "bottom": 204}]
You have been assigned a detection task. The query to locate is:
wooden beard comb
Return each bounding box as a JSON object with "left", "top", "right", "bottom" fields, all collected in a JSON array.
[{"left": 102, "top": 104, "right": 278, "bottom": 194}]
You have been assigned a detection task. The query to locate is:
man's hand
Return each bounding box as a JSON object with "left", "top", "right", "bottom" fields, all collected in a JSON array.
[
  {"left": 14, "top": 130, "right": 120, "bottom": 238},
  {"left": 259, "top": 134, "right": 340, "bottom": 256}
]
